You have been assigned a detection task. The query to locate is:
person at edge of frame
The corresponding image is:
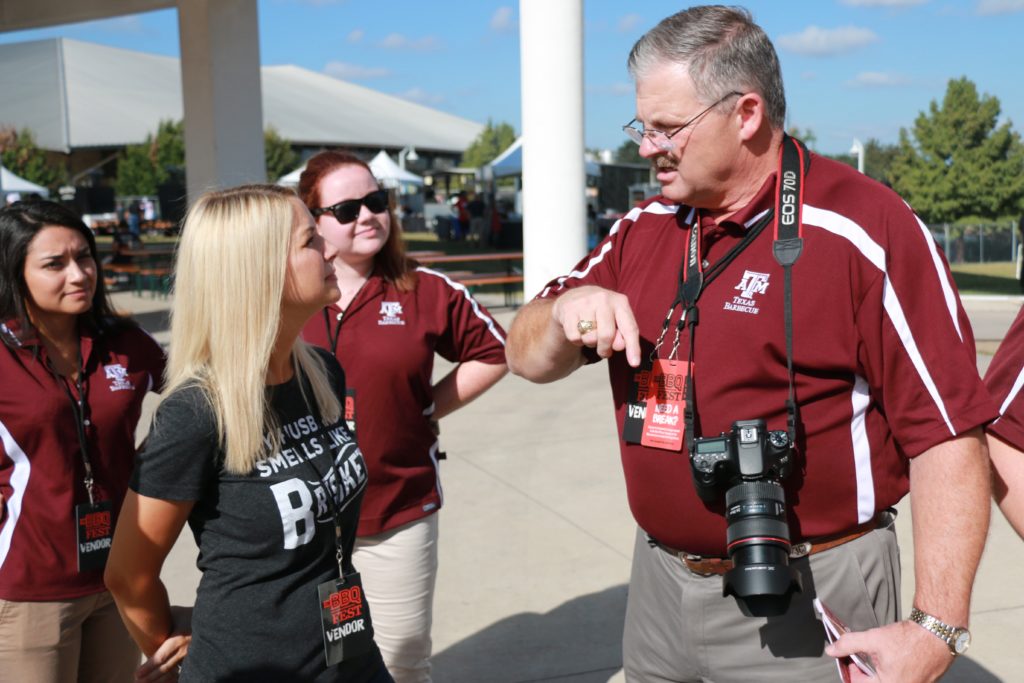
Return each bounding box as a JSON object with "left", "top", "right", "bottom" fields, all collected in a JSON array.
[
  {"left": 0, "top": 199, "right": 165, "bottom": 683},
  {"left": 505, "top": 6, "right": 994, "bottom": 683},
  {"left": 982, "top": 304, "right": 1024, "bottom": 539}
]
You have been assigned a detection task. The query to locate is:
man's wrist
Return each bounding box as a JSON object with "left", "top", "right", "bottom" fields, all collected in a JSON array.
[{"left": 908, "top": 606, "right": 972, "bottom": 656}]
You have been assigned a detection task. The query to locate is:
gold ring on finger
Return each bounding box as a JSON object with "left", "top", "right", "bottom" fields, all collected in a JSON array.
[{"left": 577, "top": 319, "right": 596, "bottom": 334}]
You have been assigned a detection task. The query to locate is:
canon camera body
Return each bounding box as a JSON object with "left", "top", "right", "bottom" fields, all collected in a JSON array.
[{"left": 689, "top": 419, "right": 802, "bottom": 614}]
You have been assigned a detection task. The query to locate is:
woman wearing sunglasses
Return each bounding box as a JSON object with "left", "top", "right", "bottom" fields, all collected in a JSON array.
[{"left": 299, "top": 151, "right": 507, "bottom": 683}]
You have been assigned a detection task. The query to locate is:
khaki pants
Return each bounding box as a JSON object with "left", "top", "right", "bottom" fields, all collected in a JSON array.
[
  {"left": 353, "top": 514, "right": 440, "bottom": 683},
  {"left": 623, "top": 519, "right": 900, "bottom": 683},
  {"left": 0, "top": 591, "right": 140, "bottom": 683}
]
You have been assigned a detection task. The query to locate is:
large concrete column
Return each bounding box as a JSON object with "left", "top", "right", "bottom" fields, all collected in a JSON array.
[
  {"left": 177, "top": 0, "right": 265, "bottom": 203},
  {"left": 519, "top": 0, "right": 586, "bottom": 297}
]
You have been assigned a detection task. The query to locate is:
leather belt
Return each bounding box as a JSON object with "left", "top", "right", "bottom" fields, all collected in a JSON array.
[{"left": 655, "top": 514, "right": 885, "bottom": 577}]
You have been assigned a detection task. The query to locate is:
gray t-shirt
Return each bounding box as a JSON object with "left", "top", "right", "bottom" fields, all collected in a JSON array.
[{"left": 131, "top": 354, "right": 386, "bottom": 682}]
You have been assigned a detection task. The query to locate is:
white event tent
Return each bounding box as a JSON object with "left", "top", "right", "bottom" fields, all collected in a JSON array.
[
  {"left": 488, "top": 137, "right": 601, "bottom": 178},
  {"left": 278, "top": 150, "right": 424, "bottom": 190},
  {"left": 0, "top": 165, "right": 50, "bottom": 200},
  {"left": 0, "top": 38, "right": 483, "bottom": 155}
]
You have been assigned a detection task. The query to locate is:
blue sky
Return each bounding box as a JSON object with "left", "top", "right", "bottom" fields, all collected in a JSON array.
[{"left": 2, "top": 0, "right": 1022, "bottom": 156}]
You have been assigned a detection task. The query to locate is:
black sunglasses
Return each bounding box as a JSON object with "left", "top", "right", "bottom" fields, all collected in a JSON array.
[{"left": 312, "top": 189, "right": 389, "bottom": 223}]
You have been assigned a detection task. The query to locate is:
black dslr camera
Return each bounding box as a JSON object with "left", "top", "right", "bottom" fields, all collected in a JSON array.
[{"left": 689, "top": 419, "right": 801, "bottom": 614}]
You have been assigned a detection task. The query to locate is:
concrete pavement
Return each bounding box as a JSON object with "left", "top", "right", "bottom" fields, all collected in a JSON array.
[{"left": 116, "top": 291, "right": 1024, "bottom": 683}]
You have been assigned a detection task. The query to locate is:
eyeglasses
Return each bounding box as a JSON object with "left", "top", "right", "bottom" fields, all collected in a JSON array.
[
  {"left": 312, "top": 189, "right": 389, "bottom": 223},
  {"left": 623, "top": 91, "right": 743, "bottom": 150}
]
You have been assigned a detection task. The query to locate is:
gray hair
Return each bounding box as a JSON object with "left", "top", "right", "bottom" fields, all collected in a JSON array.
[{"left": 627, "top": 5, "right": 786, "bottom": 130}]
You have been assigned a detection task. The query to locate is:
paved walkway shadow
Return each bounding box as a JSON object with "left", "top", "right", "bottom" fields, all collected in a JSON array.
[{"left": 432, "top": 585, "right": 626, "bottom": 683}]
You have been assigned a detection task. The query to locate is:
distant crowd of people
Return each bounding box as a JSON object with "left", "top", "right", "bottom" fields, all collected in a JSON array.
[{"left": 1, "top": 6, "right": 1023, "bottom": 683}]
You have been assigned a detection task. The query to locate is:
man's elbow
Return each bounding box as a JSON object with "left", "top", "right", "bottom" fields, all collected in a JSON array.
[{"left": 506, "top": 347, "right": 578, "bottom": 384}]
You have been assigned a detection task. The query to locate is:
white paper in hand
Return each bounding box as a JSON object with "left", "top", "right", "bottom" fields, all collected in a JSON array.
[{"left": 814, "top": 597, "right": 877, "bottom": 680}]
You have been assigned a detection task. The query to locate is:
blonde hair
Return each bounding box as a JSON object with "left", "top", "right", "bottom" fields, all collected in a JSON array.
[{"left": 163, "top": 184, "right": 341, "bottom": 474}]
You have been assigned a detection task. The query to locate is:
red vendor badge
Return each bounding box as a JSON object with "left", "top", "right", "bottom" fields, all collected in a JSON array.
[
  {"left": 640, "top": 358, "right": 688, "bottom": 452},
  {"left": 317, "top": 572, "right": 376, "bottom": 666}
]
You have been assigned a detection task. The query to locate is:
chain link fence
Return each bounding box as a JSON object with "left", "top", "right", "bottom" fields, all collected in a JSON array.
[{"left": 929, "top": 222, "right": 1020, "bottom": 264}]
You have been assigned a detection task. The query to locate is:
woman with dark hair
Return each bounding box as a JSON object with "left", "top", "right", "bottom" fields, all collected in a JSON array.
[
  {"left": 0, "top": 200, "right": 165, "bottom": 682},
  {"left": 299, "top": 152, "right": 507, "bottom": 683}
]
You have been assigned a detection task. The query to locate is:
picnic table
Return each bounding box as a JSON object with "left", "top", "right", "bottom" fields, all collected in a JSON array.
[
  {"left": 414, "top": 251, "right": 524, "bottom": 306},
  {"left": 105, "top": 244, "right": 176, "bottom": 297}
]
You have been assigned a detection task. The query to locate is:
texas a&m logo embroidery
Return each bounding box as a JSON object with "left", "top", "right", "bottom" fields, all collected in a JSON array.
[
  {"left": 378, "top": 301, "right": 406, "bottom": 326},
  {"left": 724, "top": 270, "right": 770, "bottom": 315},
  {"left": 104, "top": 363, "right": 134, "bottom": 391}
]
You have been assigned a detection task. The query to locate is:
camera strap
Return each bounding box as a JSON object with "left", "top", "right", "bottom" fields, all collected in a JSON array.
[
  {"left": 672, "top": 134, "right": 808, "bottom": 453},
  {"left": 772, "top": 135, "right": 809, "bottom": 447}
]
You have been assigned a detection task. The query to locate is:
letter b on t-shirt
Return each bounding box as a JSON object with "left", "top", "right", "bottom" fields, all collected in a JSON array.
[{"left": 270, "top": 479, "right": 315, "bottom": 549}]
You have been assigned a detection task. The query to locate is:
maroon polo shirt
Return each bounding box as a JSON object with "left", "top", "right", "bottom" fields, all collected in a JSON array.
[
  {"left": 302, "top": 268, "right": 506, "bottom": 536},
  {"left": 985, "top": 306, "right": 1024, "bottom": 450},
  {"left": 0, "top": 320, "right": 165, "bottom": 600},
  {"left": 537, "top": 152, "right": 996, "bottom": 556}
]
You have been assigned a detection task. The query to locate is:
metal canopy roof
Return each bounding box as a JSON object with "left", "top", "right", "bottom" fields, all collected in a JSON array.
[{"left": 0, "top": 38, "right": 483, "bottom": 154}]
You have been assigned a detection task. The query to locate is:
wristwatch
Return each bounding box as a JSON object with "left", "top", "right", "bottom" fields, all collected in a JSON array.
[{"left": 909, "top": 607, "right": 971, "bottom": 656}]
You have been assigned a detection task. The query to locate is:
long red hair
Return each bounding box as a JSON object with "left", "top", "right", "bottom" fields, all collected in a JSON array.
[{"left": 298, "top": 150, "right": 417, "bottom": 292}]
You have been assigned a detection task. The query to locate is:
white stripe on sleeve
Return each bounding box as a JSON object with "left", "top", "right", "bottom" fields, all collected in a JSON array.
[
  {"left": 0, "top": 419, "right": 31, "bottom": 572},
  {"left": 804, "top": 204, "right": 956, "bottom": 435},
  {"left": 415, "top": 267, "right": 506, "bottom": 346},
  {"left": 910, "top": 207, "right": 962, "bottom": 341},
  {"left": 996, "top": 364, "right": 1024, "bottom": 421},
  {"left": 541, "top": 201, "right": 681, "bottom": 298}
]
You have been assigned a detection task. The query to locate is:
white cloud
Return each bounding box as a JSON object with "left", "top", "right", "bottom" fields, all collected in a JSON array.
[
  {"left": 323, "top": 62, "right": 392, "bottom": 80},
  {"left": 490, "top": 6, "right": 514, "bottom": 32},
  {"left": 845, "top": 71, "right": 911, "bottom": 87},
  {"left": 378, "top": 33, "right": 441, "bottom": 51},
  {"left": 399, "top": 87, "right": 445, "bottom": 106},
  {"left": 801, "top": 71, "right": 818, "bottom": 81},
  {"left": 617, "top": 14, "right": 643, "bottom": 33},
  {"left": 347, "top": 29, "right": 364, "bottom": 43},
  {"left": 976, "top": 0, "right": 1024, "bottom": 14},
  {"left": 840, "top": 0, "right": 925, "bottom": 6},
  {"left": 587, "top": 83, "right": 634, "bottom": 97},
  {"left": 776, "top": 25, "right": 879, "bottom": 56}
]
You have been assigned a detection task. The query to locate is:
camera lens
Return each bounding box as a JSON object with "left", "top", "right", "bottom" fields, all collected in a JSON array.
[{"left": 722, "top": 481, "right": 801, "bottom": 612}]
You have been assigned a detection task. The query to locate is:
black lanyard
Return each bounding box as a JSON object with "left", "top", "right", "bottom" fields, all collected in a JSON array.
[
  {"left": 322, "top": 275, "right": 373, "bottom": 354},
  {"left": 49, "top": 347, "right": 99, "bottom": 505},
  {"left": 666, "top": 134, "right": 808, "bottom": 453},
  {"left": 290, "top": 374, "right": 365, "bottom": 578},
  {"left": 323, "top": 308, "right": 343, "bottom": 356}
]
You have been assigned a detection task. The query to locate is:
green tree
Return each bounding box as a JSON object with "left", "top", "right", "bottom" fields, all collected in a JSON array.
[
  {"left": 265, "top": 126, "right": 298, "bottom": 182},
  {"left": 0, "top": 127, "right": 62, "bottom": 190},
  {"left": 115, "top": 142, "right": 159, "bottom": 196},
  {"left": 462, "top": 120, "right": 517, "bottom": 167},
  {"left": 829, "top": 138, "right": 900, "bottom": 186},
  {"left": 150, "top": 119, "right": 185, "bottom": 185},
  {"left": 115, "top": 119, "right": 186, "bottom": 196},
  {"left": 786, "top": 125, "right": 817, "bottom": 150},
  {"left": 889, "top": 77, "right": 1024, "bottom": 224},
  {"left": 614, "top": 139, "right": 644, "bottom": 164}
]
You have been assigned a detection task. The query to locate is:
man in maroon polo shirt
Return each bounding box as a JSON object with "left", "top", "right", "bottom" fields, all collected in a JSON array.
[{"left": 507, "top": 6, "right": 994, "bottom": 682}]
